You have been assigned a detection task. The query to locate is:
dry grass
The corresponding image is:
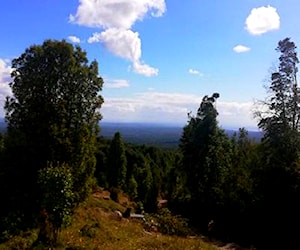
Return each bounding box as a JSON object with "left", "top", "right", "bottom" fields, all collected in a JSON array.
[{"left": 0, "top": 189, "right": 217, "bottom": 250}]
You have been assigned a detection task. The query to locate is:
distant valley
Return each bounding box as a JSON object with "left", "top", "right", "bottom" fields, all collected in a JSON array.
[
  {"left": 0, "top": 120, "right": 263, "bottom": 148},
  {"left": 100, "top": 122, "right": 263, "bottom": 148}
]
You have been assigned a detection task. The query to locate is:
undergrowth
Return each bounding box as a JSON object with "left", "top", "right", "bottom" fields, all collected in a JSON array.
[{"left": 0, "top": 190, "right": 217, "bottom": 250}]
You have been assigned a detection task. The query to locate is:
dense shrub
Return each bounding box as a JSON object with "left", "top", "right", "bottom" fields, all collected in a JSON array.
[
  {"left": 38, "top": 163, "right": 75, "bottom": 245},
  {"left": 150, "top": 208, "right": 191, "bottom": 236},
  {"left": 109, "top": 187, "right": 121, "bottom": 203}
]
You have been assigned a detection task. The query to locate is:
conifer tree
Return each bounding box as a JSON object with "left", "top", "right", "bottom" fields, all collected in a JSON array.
[
  {"left": 254, "top": 37, "right": 300, "bottom": 248},
  {"left": 256, "top": 37, "right": 300, "bottom": 166},
  {"left": 107, "top": 132, "right": 127, "bottom": 189},
  {"left": 179, "top": 93, "right": 233, "bottom": 228}
]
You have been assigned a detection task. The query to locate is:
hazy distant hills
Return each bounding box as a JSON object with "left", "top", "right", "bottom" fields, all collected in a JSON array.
[
  {"left": 0, "top": 120, "right": 263, "bottom": 148},
  {"left": 100, "top": 122, "right": 263, "bottom": 148},
  {"left": 99, "top": 122, "right": 183, "bottom": 148}
]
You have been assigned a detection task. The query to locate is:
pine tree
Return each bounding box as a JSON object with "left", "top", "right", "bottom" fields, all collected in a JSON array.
[
  {"left": 254, "top": 38, "right": 300, "bottom": 248},
  {"left": 107, "top": 132, "right": 127, "bottom": 189},
  {"left": 256, "top": 37, "right": 300, "bottom": 168},
  {"left": 179, "top": 93, "right": 233, "bottom": 229}
]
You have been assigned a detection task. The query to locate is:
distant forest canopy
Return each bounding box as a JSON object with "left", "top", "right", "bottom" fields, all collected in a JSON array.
[
  {"left": 99, "top": 122, "right": 263, "bottom": 148},
  {"left": 0, "top": 119, "right": 263, "bottom": 148},
  {"left": 1, "top": 37, "right": 300, "bottom": 249}
]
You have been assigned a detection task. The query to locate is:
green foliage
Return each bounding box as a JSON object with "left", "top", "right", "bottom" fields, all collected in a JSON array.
[
  {"left": 150, "top": 208, "right": 191, "bottom": 236},
  {"left": 38, "top": 163, "right": 75, "bottom": 244},
  {"left": 259, "top": 38, "right": 299, "bottom": 129},
  {"left": 179, "top": 93, "right": 233, "bottom": 206},
  {"left": 0, "top": 230, "right": 38, "bottom": 250},
  {"left": 94, "top": 137, "right": 179, "bottom": 213},
  {"left": 250, "top": 38, "right": 300, "bottom": 248},
  {"left": 107, "top": 132, "right": 127, "bottom": 189},
  {"left": 229, "top": 128, "right": 257, "bottom": 205},
  {"left": 0, "top": 211, "right": 33, "bottom": 242},
  {"left": 135, "top": 201, "right": 144, "bottom": 214},
  {"left": 174, "top": 93, "right": 260, "bottom": 244},
  {"left": 80, "top": 223, "right": 100, "bottom": 238},
  {"left": 136, "top": 155, "right": 156, "bottom": 211},
  {"left": 201, "top": 129, "right": 233, "bottom": 207},
  {"left": 38, "top": 163, "right": 74, "bottom": 229},
  {"left": 1, "top": 39, "right": 103, "bottom": 226},
  {"left": 94, "top": 137, "right": 110, "bottom": 188},
  {"left": 256, "top": 38, "right": 300, "bottom": 165},
  {"left": 180, "top": 94, "right": 220, "bottom": 196},
  {"left": 127, "top": 175, "right": 138, "bottom": 200}
]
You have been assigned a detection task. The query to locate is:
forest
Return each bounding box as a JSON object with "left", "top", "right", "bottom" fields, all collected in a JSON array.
[{"left": 0, "top": 37, "right": 300, "bottom": 249}]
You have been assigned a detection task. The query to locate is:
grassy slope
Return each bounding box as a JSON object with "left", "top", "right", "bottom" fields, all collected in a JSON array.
[{"left": 0, "top": 189, "right": 218, "bottom": 250}]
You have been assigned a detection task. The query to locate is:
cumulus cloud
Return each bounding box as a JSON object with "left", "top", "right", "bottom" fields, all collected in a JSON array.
[
  {"left": 132, "top": 61, "right": 158, "bottom": 77},
  {"left": 188, "top": 69, "right": 203, "bottom": 76},
  {"left": 101, "top": 91, "right": 258, "bottom": 129},
  {"left": 245, "top": 6, "right": 280, "bottom": 35},
  {"left": 68, "top": 35, "right": 81, "bottom": 43},
  {"left": 69, "top": 0, "right": 166, "bottom": 29},
  {"left": 89, "top": 29, "right": 141, "bottom": 61},
  {"left": 105, "top": 79, "right": 130, "bottom": 88},
  {"left": 217, "top": 101, "right": 256, "bottom": 129},
  {"left": 71, "top": 0, "right": 165, "bottom": 77},
  {"left": 88, "top": 28, "right": 158, "bottom": 76},
  {"left": 0, "top": 59, "right": 12, "bottom": 116},
  {"left": 233, "top": 45, "right": 251, "bottom": 53}
]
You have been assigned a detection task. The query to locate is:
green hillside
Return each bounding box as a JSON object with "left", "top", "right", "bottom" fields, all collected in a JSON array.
[{"left": 0, "top": 188, "right": 221, "bottom": 250}]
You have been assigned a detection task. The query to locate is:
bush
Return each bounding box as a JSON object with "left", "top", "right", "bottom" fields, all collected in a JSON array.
[
  {"left": 109, "top": 187, "right": 121, "bottom": 202},
  {"left": 135, "top": 201, "right": 144, "bottom": 214},
  {"left": 37, "top": 163, "right": 75, "bottom": 245},
  {"left": 80, "top": 223, "right": 100, "bottom": 238},
  {"left": 150, "top": 208, "right": 191, "bottom": 236}
]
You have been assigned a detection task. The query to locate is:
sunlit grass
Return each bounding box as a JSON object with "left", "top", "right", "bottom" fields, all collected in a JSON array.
[{"left": 0, "top": 190, "right": 217, "bottom": 250}]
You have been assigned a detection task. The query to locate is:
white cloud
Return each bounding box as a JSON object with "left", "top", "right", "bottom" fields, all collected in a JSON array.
[
  {"left": 245, "top": 6, "right": 280, "bottom": 35},
  {"left": 188, "top": 69, "right": 203, "bottom": 76},
  {"left": 68, "top": 35, "right": 81, "bottom": 43},
  {"left": 0, "top": 59, "right": 11, "bottom": 83},
  {"left": 69, "top": 0, "right": 166, "bottom": 29},
  {"left": 89, "top": 29, "right": 140, "bottom": 61},
  {"left": 105, "top": 79, "right": 130, "bottom": 88},
  {"left": 133, "top": 61, "right": 158, "bottom": 77},
  {"left": 101, "top": 91, "right": 258, "bottom": 129},
  {"left": 233, "top": 45, "right": 251, "bottom": 53},
  {"left": 217, "top": 101, "right": 256, "bottom": 130},
  {"left": 0, "top": 59, "right": 12, "bottom": 116},
  {"left": 71, "top": 0, "right": 165, "bottom": 77},
  {"left": 89, "top": 28, "right": 158, "bottom": 76}
]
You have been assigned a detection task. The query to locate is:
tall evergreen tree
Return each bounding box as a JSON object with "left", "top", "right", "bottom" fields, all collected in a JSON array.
[
  {"left": 254, "top": 37, "right": 300, "bottom": 248},
  {"left": 136, "top": 154, "right": 154, "bottom": 211},
  {"left": 107, "top": 132, "right": 127, "bottom": 189},
  {"left": 179, "top": 93, "right": 233, "bottom": 230},
  {"left": 180, "top": 93, "right": 219, "bottom": 198},
  {"left": 256, "top": 38, "right": 300, "bottom": 166}
]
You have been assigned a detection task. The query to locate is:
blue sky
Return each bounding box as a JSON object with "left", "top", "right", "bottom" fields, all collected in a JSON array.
[{"left": 0, "top": 0, "right": 300, "bottom": 130}]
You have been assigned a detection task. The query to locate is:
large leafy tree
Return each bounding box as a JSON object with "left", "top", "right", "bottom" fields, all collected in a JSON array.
[{"left": 3, "top": 39, "right": 103, "bottom": 217}]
